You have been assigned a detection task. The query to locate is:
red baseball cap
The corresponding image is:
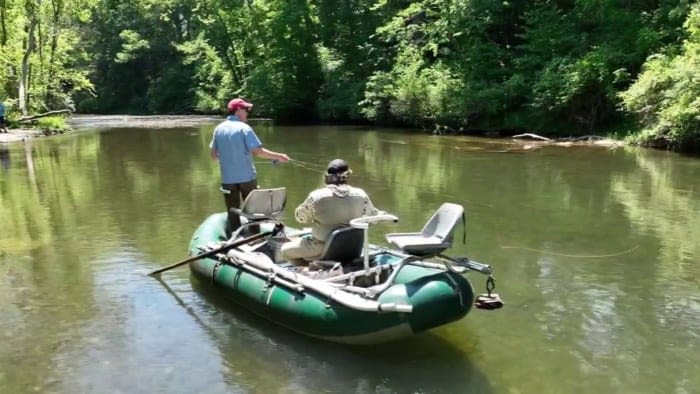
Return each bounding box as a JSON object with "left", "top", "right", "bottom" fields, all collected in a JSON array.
[{"left": 227, "top": 98, "right": 253, "bottom": 111}]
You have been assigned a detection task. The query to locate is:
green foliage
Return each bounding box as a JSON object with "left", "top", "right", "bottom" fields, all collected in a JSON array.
[
  {"left": 244, "top": 0, "right": 323, "bottom": 121},
  {"left": 361, "top": 71, "right": 394, "bottom": 123},
  {"left": 361, "top": 47, "right": 463, "bottom": 126},
  {"left": 115, "top": 30, "right": 151, "bottom": 64},
  {"left": 316, "top": 45, "right": 365, "bottom": 121},
  {"left": 2, "top": 0, "right": 700, "bottom": 151},
  {"left": 620, "top": 4, "right": 700, "bottom": 151},
  {"left": 175, "top": 35, "right": 233, "bottom": 113},
  {"left": 0, "top": 0, "right": 96, "bottom": 114},
  {"left": 355, "top": 0, "right": 693, "bottom": 136},
  {"left": 36, "top": 116, "right": 70, "bottom": 132},
  {"left": 313, "top": 0, "right": 390, "bottom": 121},
  {"left": 75, "top": 0, "right": 198, "bottom": 114}
]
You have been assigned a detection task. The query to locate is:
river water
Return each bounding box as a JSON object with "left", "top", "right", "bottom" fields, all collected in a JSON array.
[{"left": 1, "top": 116, "right": 698, "bottom": 393}]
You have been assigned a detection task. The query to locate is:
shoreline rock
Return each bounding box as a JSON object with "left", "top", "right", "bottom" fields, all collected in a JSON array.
[{"left": 510, "top": 133, "right": 627, "bottom": 149}]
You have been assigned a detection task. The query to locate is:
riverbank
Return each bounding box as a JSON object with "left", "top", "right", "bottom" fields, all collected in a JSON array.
[
  {"left": 507, "top": 133, "right": 627, "bottom": 150},
  {"left": 68, "top": 114, "right": 222, "bottom": 129},
  {"left": 1, "top": 115, "right": 628, "bottom": 151},
  {"left": 0, "top": 114, "right": 224, "bottom": 144}
]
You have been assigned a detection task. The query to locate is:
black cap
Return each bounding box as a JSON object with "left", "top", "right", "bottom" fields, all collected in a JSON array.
[{"left": 326, "top": 159, "right": 349, "bottom": 174}]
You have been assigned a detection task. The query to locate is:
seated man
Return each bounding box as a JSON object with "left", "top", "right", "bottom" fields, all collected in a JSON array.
[{"left": 280, "top": 159, "right": 383, "bottom": 264}]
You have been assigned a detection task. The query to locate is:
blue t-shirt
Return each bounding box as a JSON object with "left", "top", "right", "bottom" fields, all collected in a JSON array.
[
  {"left": 0, "top": 102, "right": 5, "bottom": 117},
  {"left": 209, "top": 115, "right": 262, "bottom": 184}
]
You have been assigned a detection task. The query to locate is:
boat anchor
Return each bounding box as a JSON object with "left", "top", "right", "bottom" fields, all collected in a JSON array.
[{"left": 474, "top": 276, "right": 504, "bottom": 310}]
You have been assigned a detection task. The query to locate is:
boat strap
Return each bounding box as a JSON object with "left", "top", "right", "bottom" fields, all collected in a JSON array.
[
  {"left": 443, "top": 272, "right": 464, "bottom": 307},
  {"left": 211, "top": 260, "right": 224, "bottom": 284},
  {"left": 262, "top": 270, "right": 276, "bottom": 291}
]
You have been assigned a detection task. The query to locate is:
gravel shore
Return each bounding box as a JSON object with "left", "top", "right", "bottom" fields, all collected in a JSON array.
[
  {"left": 0, "top": 129, "right": 48, "bottom": 143},
  {"left": 0, "top": 114, "right": 222, "bottom": 144}
]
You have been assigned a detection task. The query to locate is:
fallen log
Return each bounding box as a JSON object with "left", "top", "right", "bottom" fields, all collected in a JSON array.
[
  {"left": 511, "top": 133, "right": 552, "bottom": 141},
  {"left": 18, "top": 109, "right": 72, "bottom": 123}
]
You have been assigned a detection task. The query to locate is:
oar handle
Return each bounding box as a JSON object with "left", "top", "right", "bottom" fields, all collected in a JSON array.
[{"left": 148, "top": 230, "right": 273, "bottom": 277}]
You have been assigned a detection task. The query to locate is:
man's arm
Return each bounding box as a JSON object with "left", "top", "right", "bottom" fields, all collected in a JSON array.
[
  {"left": 362, "top": 195, "right": 385, "bottom": 217},
  {"left": 210, "top": 148, "right": 218, "bottom": 159},
  {"left": 294, "top": 195, "right": 316, "bottom": 224},
  {"left": 251, "top": 147, "right": 290, "bottom": 162}
]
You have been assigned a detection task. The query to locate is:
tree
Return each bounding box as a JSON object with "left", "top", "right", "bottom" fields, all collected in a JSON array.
[
  {"left": 1, "top": 0, "right": 94, "bottom": 116},
  {"left": 620, "top": 3, "right": 700, "bottom": 152}
]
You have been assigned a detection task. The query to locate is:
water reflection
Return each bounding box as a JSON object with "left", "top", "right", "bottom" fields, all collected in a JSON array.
[
  {"left": 1, "top": 121, "right": 699, "bottom": 393},
  {"left": 0, "top": 143, "right": 9, "bottom": 171},
  {"left": 610, "top": 151, "right": 700, "bottom": 282},
  {"left": 185, "top": 278, "right": 493, "bottom": 394}
]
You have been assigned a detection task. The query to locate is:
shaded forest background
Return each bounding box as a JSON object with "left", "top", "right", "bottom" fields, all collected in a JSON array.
[{"left": 1, "top": 0, "right": 700, "bottom": 152}]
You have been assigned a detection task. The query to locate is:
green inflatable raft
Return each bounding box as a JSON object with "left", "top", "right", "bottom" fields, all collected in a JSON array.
[{"left": 188, "top": 200, "right": 502, "bottom": 344}]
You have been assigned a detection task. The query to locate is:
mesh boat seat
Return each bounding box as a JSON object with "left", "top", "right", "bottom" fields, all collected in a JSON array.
[
  {"left": 385, "top": 203, "right": 464, "bottom": 256},
  {"left": 230, "top": 188, "right": 286, "bottom": 238}
]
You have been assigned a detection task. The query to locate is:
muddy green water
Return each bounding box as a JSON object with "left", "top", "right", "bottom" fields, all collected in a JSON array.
[{"left": 1, "top": 116, "right": 698, "bottom": 393}]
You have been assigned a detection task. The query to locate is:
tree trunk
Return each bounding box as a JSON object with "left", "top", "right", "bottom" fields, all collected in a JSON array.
[
  {"left": 0, "top": 0, "right": 7, "bottom": 46},
  {"left": 47, "top": 0, "right": 63, "bottom": 102},
  {"left": 214, "top": 13, "right": 242, "bottom": 86},
  {"left": 19, "top": 1, "right": 39, "bottom": 116}
]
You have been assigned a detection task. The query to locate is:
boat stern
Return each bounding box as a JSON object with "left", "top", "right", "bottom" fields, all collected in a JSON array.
[{"left": 379, "top": 269, "right": 475, "bottom": 334}]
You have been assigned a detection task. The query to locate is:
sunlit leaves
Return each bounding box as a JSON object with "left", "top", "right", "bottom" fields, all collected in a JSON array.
[
  {"left": 2, "top": 0, "right": 700, "bottom": 150},
  {"left": 0, "top": 0, "right": 97, "bottom": 114},
  {"left": 114, "top": 30, "right": 151, "bottom": 64},
  {"left": 175, "top": 34, "right": 233, "bottom": 111},
  {"left": 620, "top": 4, "right": 700, "bottom": 150}
]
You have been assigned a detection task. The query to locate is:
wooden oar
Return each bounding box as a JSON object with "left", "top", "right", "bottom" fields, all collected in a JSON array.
[{"left": 147, "top": 230, "right": 272, "bottom": 277}]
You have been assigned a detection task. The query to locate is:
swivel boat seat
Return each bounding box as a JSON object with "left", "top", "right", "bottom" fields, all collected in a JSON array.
[
  {"left": 384, "top": 203, "right": 465, "bottom": 257},
  {"left": 229, "top": 187, "right": 287, "bottom": 239}
]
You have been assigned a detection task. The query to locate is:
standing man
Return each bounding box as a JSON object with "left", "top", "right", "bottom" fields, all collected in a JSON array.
[
  {"left": 0, "top": 100, "right": 8, "bottom": 133},
  {"left": 210, "top": 97, "right": 290, "bottom": 234}
]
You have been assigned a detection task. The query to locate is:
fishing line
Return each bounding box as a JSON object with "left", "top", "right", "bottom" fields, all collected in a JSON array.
[
  {"left": 499, "top": 244, "right": 640, "bottom": 258},
  {"left": 272, "top": 159, "right": 637, "bottom": 260},
  {"left": 286, "top": 159, "right": 494, "bottom": 209},
  {"left": 289, "top": 159, "right": 326, "bottom": 174}
]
